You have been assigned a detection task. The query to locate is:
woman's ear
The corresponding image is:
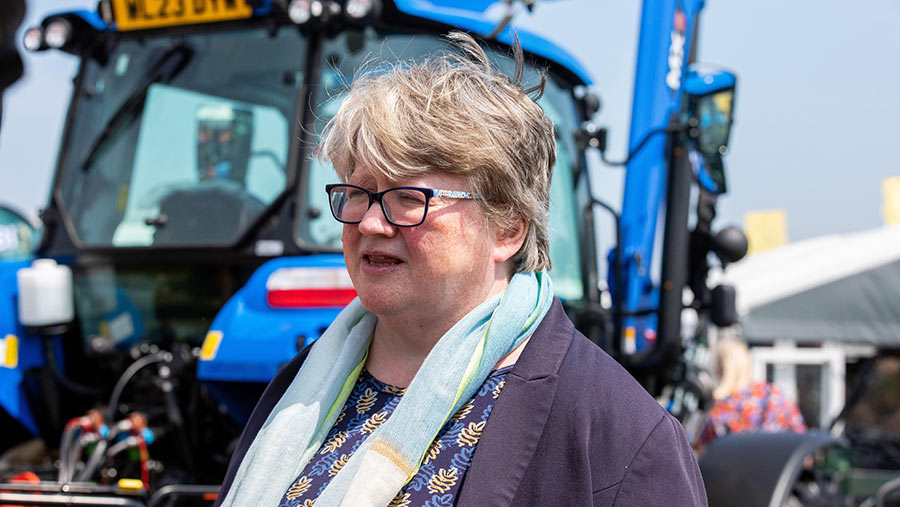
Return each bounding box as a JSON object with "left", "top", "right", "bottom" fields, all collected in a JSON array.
[{"left": 492, "top": 217, "right": 528, "bottom": 264}]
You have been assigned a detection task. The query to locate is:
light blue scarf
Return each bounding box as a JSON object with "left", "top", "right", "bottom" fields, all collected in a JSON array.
[{"left": 220, "top": 271, "right": 553, "bottom": 507}]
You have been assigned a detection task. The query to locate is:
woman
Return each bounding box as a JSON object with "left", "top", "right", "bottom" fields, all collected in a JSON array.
[
  {"left": 697, "top": 337, "right": 806, "bottom": 450},
  {"left": 216, "top": 33, "right": 705, "bottom": 507}
]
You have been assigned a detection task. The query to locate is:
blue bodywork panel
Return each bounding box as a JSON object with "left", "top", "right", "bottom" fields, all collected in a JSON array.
[
  {"left": 41, "top": 9, "right": 109, "bottom": 30},
  {"left": 0, "top": 258, "right": 43, "bottom": 435},
  {"left": 684, "top": 66, "right": 736, "bottom": 96},
  {"left": 49, "top": 1, "right": 592, "bottom": 85},
  {"left": 617, "top": 0, "right": 705, "bottom": 353},
  {"left": 197, "top": 255, "right": 350, "bottom": 422},
  {"left": 391, "top": 0, "right": 592, "bottom": 84},
  {"left": 197, "top": 255, "right": 349, "bottom": 383}
]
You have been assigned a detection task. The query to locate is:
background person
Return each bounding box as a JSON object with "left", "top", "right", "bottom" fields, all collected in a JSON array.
[
  {"left": 697, "top": 337, "right": 807, "bottom": 451},
  {"left": 216, "top": 33, "right": 706, "bottom": 507}
]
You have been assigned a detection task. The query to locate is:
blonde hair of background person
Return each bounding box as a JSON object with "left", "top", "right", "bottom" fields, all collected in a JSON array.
[{"left": 713, "top": 337, "right": 754, "bottom": 399}]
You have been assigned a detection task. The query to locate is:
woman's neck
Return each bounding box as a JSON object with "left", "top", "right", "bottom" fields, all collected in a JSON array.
[
  {"left": 364, "top": 275, "right": 515, "bottom": 387},
  {"left": 364, "top": 312, "right": 455, "bottom": 388}
]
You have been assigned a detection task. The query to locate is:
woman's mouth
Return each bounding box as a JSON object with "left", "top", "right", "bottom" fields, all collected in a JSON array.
[{"left": 364, "top": 254, "right": 403, "bottom": 267}]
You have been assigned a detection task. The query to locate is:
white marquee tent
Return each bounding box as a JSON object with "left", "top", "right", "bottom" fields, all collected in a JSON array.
[{"left": 717, "top": 225, "right": 900, "bottom": 346}]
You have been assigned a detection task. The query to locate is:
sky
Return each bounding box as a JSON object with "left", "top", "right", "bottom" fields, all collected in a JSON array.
[{"left": 2, "top": 0, "right": 900, "bottom": 245}]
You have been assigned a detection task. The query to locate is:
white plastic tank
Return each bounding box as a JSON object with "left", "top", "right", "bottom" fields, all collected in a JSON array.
[{"left": 17, "top": 259, "right": 75, "bottom": 327}]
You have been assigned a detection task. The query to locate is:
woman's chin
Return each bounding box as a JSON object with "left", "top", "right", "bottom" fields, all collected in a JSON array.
[{"left": 355, "top": 288, "right": 409, "bottom": 317}]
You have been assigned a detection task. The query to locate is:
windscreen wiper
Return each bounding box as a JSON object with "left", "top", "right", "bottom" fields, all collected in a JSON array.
[{"left": 80, "top": 42, "right": 194, "bottom": 171}]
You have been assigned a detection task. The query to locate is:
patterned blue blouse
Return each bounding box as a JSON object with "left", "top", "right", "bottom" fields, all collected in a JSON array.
[{"left": 278, "top": 366, "right": 511, "bottom": 507}]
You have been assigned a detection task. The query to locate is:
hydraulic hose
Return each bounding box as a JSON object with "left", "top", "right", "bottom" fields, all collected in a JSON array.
[
  {"left": 65, "top": 433, "right": 98, "bottom": 483},
  {"left": 105, "top": 354, "right": 165, "bottom": 423},
  {"left": 56, "top": 423, "right": 78, "bottom": 484},
  {"left": 106, "top": 436, "right": 141, "bottom": 458},
  {"left": 74, "top": 438, "right": 108, "bottom": 482},
  {"left": 163, "top": 382, "right": 195, "bottom": 473}
]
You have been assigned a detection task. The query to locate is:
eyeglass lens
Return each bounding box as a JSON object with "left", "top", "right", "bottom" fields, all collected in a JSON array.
[{"left": 329, "top": 186, "right": 429, "bottom": 226}]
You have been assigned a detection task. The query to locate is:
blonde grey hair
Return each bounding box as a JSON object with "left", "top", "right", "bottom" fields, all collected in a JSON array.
[{"left": 319, "top": 32, "right": 556, "bottom": 272}]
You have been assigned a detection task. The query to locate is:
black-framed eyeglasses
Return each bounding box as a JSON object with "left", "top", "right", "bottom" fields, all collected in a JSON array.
[{"left": 325, "top": 184, "right": 481, "bottom": 227}]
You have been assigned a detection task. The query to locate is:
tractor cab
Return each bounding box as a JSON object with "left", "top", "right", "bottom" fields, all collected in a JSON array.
[{"left": 24, "top": 1, "right": 600, "bottom": 356}]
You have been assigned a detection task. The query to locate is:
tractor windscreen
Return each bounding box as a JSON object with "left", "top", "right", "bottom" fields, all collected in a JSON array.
[
  {"left": 57, "top": 26, "right": 305, "bottom": 247},
  {"left": 300, "top": 29, "right": 586, "bottom": 301}
]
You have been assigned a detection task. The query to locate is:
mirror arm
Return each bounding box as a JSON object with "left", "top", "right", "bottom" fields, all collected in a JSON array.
[{"left": 599, "top": 123, "right": 686, "bottom": 167}]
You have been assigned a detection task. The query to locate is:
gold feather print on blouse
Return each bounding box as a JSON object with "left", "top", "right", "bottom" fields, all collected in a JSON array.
[
  {"left": 451, "top": 400, "right": 474, "bottom": 423},
  {"left": 388, "top": 492, "right": 411, "bottom": 507},
  {"left": 423, "top": 439, "right": 443, "bottom": 465},
  {"left": 427, "top": 467, "right": 459, "bottom": 494},
  {"left": 457, "top": 421, "right": 485, "bottom": 447},
  {"left": 493, "top": 380, "right": 506, "bottom": 399},
  {"left": 356, "top": 388, "right": 378, "bottom": 414},
  {"left": 328, "top": 454, "right": 350, "bottom": 476},
  {"left": 320, "top": 430, "right": 348, "bottom": 454},
  {"left": 361, "top": 412, "right": 387, "bottom": 435},
  {"left": 285, "top": 476, "right": 313, "bottom": 500},
  {"left": 384, "top": 384, "right": 406, "bottom": 395}
]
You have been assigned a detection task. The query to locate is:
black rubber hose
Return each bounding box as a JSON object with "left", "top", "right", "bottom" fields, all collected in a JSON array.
[
  {"left": 105, "top": 354, "right": 165, "bottom": 423},
  {"left": 163, "top": 382, "right": 195, "bottom": 473},
  {"left": 56, "top": 424, "right": 77, "bottom": 484},
  {"left": 75, "top": 438, "right": 108, "bottom": 482}
]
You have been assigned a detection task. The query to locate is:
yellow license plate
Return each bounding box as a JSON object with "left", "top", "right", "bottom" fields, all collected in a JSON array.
[{"left": 111, "top": 0, "right": 253, "bottom": 31}]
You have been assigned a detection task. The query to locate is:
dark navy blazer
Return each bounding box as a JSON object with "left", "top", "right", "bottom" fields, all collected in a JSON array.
[{"left": 216, "top": 299, "right": 708, "bottom": 506}]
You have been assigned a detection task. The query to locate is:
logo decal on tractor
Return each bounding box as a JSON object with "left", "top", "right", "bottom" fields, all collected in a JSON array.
[{"left": 666, "top": 9, "right": 687, "bottom": 92}]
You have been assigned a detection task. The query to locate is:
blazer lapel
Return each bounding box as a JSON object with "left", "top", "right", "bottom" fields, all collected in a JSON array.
[{"left": 456, "top": 299, "right": 574, "bottom": 507}]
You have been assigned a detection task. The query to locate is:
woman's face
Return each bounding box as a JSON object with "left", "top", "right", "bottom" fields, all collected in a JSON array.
[{"left": 341, "top": 165, "right": 511, "bottom": 323}]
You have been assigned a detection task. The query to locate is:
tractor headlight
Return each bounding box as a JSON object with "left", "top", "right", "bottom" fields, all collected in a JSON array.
[
  {"left": 288, "top": 0, "right": 316, "bottom": 24},
  {"left": 43, "top": 18, "right": 72, "bottom": 50},
  {"left": 22, "top": 26, "right": 44, "bottom": 52},
  {"left": 345, "top": 0, "right": 373, "bottom": 18}
]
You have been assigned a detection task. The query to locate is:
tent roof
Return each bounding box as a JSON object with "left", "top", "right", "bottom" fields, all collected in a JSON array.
[{"left": 714, "top": 226, "right": 900, "bottom": 346}]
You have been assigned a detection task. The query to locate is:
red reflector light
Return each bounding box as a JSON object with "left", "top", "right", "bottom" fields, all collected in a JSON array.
[
  {"left": 267, "top": 288, "right": 357, "bottom": 308},
  {"left": 265, "top": 267, "right": 357, "bottom": 309},
  {"left": 202, "top": 492, "right": 219, "bottom": 501}
]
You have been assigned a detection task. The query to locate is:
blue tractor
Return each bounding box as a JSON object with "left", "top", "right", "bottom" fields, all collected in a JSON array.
[{"left": 0, "top": 1, "right": 854, "bottom": 506}]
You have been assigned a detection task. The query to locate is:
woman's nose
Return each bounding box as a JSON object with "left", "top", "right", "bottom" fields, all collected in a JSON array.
[{"left": 357, "top": 201, "right": 396, "bottom": 237}]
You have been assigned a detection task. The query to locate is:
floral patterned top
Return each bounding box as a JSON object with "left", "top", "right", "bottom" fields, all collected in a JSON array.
[
  {"left": 698, "top": 381, "right": 807, "bottom": 446},
  {"left": 278, "top": 366, "right": 511, "bottom": 507}
]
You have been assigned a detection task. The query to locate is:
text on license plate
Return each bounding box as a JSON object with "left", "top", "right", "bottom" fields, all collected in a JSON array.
[{"left": 112, "top": 0, "right": 253, "bottom": 31}]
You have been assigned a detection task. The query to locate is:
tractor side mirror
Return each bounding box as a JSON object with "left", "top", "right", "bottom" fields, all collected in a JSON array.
[
  {"left": 0, "top": 205, "right": 37, "bottom": 259},
  {"left": 683, "top": 66, "right": 736, "bottom": 194},
  {"left": 711, "top": 284, "right": 737, "bottom": 327},
  {"left": 711, "top": 226, "right": 748, "bottom": 265}
]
